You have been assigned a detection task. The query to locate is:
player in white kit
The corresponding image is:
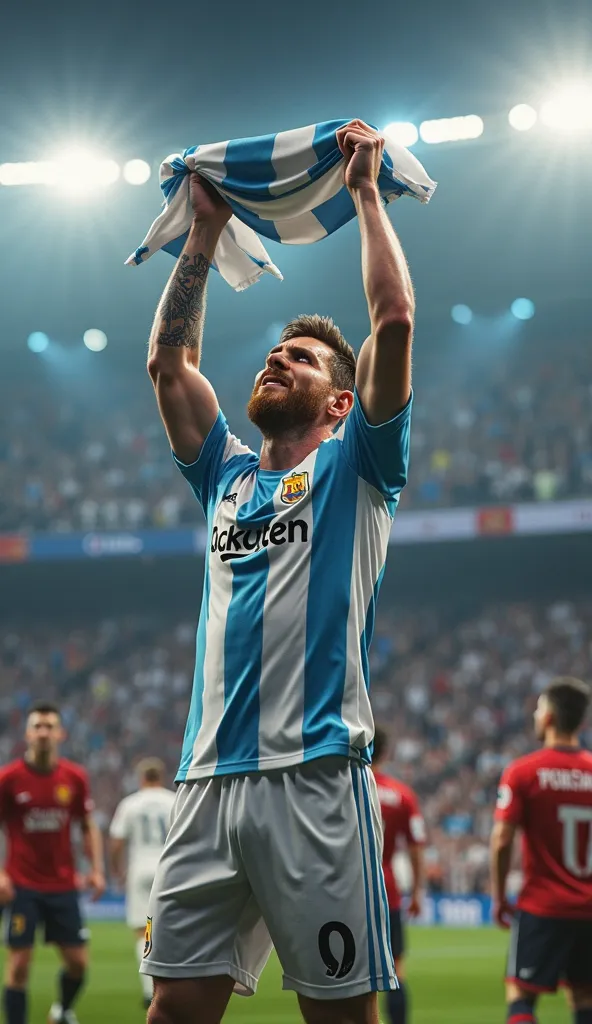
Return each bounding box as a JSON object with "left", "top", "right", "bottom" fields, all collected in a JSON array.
[
  {"left": 142, "top": 120, "right": 416, "bottom": 1024},
  {"left": 109, "top": 759, "right": 175, "bottom": 1007}
]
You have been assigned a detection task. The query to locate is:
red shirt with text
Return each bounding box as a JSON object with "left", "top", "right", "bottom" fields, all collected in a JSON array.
[
  {"left": 0, "top": 758, "right": 93, "bottom": 892},
  {"left": 495, "top": 747, "right": 592, "bottom": 918},
  {"left": 374, "top": 770, "right": 426, "bottom": 910}
]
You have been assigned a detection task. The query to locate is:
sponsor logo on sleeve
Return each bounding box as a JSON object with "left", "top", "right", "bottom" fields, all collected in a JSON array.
[{"left": 143, "top": 916, "right": 153, "bottom": 958}]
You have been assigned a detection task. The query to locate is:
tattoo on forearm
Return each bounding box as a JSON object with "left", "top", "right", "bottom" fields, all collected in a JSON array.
[{"left": 157, "top": 252, "right": 210, "bottom": 349}]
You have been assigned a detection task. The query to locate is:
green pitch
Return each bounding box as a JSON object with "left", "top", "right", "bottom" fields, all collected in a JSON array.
[{"left": 0, "top": 923, "right": 570, "bottom": 1023}]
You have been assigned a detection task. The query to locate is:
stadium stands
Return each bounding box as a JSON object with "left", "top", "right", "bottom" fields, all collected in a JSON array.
[{"left": 1, "top": 333, "right": 591, "bottom": 531}]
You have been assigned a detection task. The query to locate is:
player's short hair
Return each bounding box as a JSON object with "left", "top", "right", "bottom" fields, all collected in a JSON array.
[
  {"left": 279, "top": 314, "right": 356, "bottom": 393},
  {"left": 544, "top": 676, "right": 591, "bottom": 734},
  {"left": 373, "top": 726, "right": 389, "bottom": 763},
  {"left": 27, "top": 700, "right": 60, "bottom": 720},
  {"left": 136, "top": 757, "right": 166, "bottom": 784}
]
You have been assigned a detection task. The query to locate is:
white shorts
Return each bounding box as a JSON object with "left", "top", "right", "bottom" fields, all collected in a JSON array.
[
  {"left": 126, "top": 872, "right": 157, "bottom": 930},
  {"left": 141, "top": 757, "right": 396, "bottom": 1001}
]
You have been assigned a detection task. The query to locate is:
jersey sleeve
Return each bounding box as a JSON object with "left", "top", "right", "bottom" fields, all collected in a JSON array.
[
  {"left": 404, "top": 789, "right": 427, "bottom": 846},
  {"left": 73, "top": 770, "right": 94, "bottom": 819},
  {"left": 495, "top": 763, "right": 524, "bottom": 825},
  {"left": 340, "top": 390, "right": 412, "bottom": 501},
  {"left": 109, "top": 799, "right": 131, "bottom": 840},
  {"left": 172, "top": 410, "right": 255, "bottom": 515}
]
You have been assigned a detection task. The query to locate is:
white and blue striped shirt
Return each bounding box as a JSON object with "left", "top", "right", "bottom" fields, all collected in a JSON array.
[{"left": 175, "top": 391, "right": 412, "bottom": 780}]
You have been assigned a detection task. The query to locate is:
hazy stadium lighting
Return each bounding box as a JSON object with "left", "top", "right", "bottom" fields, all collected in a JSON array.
[
  {"left": 511, "top": 298, "right": 535, "bottom": 321},
  {"left": 83, "top": 328, "right": 108, "bottom": 351},
  {"left": 383, "top": 122, "right": 419, "bottom": 147},
  {"left": 420, "top": 115, "right": 484, "bottom": 144},
  {"left": 123, "top": 159, "right": 152, "bottom": 185},
  {"left": 508, "top": 104, "right": 537, "bottom": 131},
  {"left": 27, "top": 332, "right": 50, "bottom": 353},
  {"left": 0, "top": 152, "right": 120, "bottom": 191},
  {"left": 451, "top": 304, "right": 473, "bottom": 325},
  {"left": 51, "top": 150, "right": 120, "bottom": 193},
  {"left": 540, "top": 84, "right": 592, "bottom": 132}
]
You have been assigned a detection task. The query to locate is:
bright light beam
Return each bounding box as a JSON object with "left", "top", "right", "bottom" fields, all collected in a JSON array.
[
  {"left": 420, "top": 115, "right": 484, "bottom": 144},
  {"left": 83, "top": 329, "right": 108, "bottom": 351},
  {"left": 540, "top": 84, "right": 592, "bottom": 132},
  {"left": 383, "top": 122, "right": 419, "bottom": 148},
  {"left": 508, "top": 104, "right": 537, "bottom": 131}
]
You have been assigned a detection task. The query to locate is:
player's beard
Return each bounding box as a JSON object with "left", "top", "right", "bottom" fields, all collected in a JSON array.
[{"left": 247, "top": 379, "right": 332, "bottom": 437}]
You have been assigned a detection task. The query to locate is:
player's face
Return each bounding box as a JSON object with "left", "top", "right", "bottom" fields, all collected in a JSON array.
[
  {"left": 25, "top": 712, "right": 64, "bottom": 757},
  {"left": 534, "top": 695, "right": 552, "bottom": 741},
  {"left": 247, "top": 337, "right": 338, "bottom": 436}
]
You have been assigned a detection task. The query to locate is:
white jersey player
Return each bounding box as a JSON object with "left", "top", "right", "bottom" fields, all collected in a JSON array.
[
  {"left": 109, "top": 759, "right": 175, "bottom": 1007},
  {"left": 142, "top": 120, "right": 416, "bottom": 1024}
]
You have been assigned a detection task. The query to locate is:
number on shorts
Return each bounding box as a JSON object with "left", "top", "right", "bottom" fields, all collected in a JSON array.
[
  {"left": 318, "top": 921, "right": 356, "bottom": 979},
  {"left": 558, "top": 804, "right": 592, "bottom": 877}
]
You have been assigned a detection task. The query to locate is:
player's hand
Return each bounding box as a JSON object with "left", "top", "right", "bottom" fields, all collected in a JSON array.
[
  {"left": 407, "top": 893, "right": 422, "bottom": 918},
  {"left": 493, "top": 898, "right": 514, "bottom": 929},
  {"left": 189, "top": 173, "right": 232, "bottom": 230},
  {"left": 85, "top": 869, "right": 106, "bottom": 902},
  {"left": 336, "top": 120, "right": 384, "bottom": 194},
  {"left": 0, "top": 870, "right": 15, "bottom": 904}
]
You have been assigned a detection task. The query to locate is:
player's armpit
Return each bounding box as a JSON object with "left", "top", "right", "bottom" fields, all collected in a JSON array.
[{"left": 148, "top": 355, "right": 219, "bottom": 465}]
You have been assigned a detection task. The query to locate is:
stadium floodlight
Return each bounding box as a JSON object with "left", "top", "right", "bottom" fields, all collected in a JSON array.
[
  {"left": 420, "top": 115, "right": 484, "bottom": 144},
  {"left": 48, "top": 150, "right": 120, "bottom": 194},
  {"left": 451, "top": 304, "right": 473, "bottom": 325},
  {"left": 382, "top": 122, "right": 419, "bottom": 148},
  {"left": 508, "top": 104, "right": 537, "bottom": 132},
  {"left": 27, "top": 332, "right": 50, "bottom": 353},
  {"left": 540, "top": 84, "right": 592, "bottom": 132},
  {"left": 83, "top": 328, "right": 108, "bottom": 352},
  {"left": 123, "top": 159, "right": 152, "bottom": 185},
  {"left": 510, "top": 298, "right": 535, "bottom": 321}
]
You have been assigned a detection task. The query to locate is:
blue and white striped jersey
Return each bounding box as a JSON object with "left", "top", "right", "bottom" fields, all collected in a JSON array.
[{"left": 174, "top": 391, "right": 412, "bottom": 781}]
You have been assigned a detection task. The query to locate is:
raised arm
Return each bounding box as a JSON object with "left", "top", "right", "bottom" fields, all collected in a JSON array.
[
  {"left": 337, "top": 120, "right": 414, "bottom": 425},
  {"left": 147, "top": 175, "right": 232, "bottom": 464}
]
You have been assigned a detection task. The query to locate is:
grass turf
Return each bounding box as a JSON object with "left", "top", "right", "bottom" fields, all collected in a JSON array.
[{"left": 0, "top": 922, "right": 570, "bottom": 1023}]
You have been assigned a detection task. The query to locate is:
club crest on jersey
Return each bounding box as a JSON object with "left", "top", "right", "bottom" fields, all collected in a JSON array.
[
  {"left": 281, "top": 471, "right": 309, "bottom": 505},
  {"left": 54, "top": 784, "right": 72, "bottom": 806},
  {"left": 143, "top": 917, "right": 153, "bottom": 958}
]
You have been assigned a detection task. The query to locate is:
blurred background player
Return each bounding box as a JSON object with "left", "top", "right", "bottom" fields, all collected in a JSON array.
[
  {"left": 372, "top": 727, "right": 425, "bottom": 1024},
  {"left": 491, "top": 676, "right": 592, "bottom": 1024},
  {"left": 109, "top": 758, "right": 175, "bottom": 1009},
  {"left": 0, "top": 701, "right": 105, "bottom": 1024}
]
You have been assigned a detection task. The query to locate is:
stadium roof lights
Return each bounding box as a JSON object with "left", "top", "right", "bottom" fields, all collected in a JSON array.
[
  {"left": 420, "top": 115, "right": 484, "bottom": 144},
  {"left": 540, "top": 83, "right": 592, "bottom": 132},
  {"left": 83, "top": 329, "right": 108, "bottom": 351},
  {"left": 2, "top": 93, "right": 591, "bottom": 191}
]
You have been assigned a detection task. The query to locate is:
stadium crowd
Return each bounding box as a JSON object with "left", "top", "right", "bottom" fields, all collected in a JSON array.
[
  {"left": 1, "top": 335, "right": 591, "bottom": 532},
  {"left": 1, "top": 598, "right": 590, "bottom": 895}
]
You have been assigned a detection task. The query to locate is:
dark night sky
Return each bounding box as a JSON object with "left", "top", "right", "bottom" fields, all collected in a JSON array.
[{"left": 1, "top": 0, "right": 591, "bottom": 370}]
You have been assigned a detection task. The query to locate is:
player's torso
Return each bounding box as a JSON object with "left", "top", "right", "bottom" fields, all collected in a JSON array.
[
  {"left": 519, "top": 750, "right": 592, "bottom": 916},
  {"left": 3, "top": 761, "right": 80, "bottom": 889},
  {"left": 182, "top": 439, "right": 392, "bottom": 779}
]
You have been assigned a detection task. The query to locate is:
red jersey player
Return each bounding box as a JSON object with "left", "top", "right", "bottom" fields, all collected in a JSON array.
[
  {"left": 373, "top": 727, "right": 426, "bottom": 1024},
  {"left": 0, "top": 701, "right": 105, "bottom": 1024},
  {"left": 491, "top": 676, "right": 592, "bottom": 1024}
]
